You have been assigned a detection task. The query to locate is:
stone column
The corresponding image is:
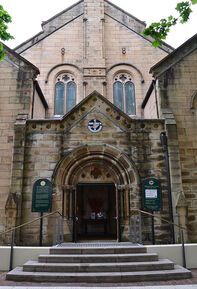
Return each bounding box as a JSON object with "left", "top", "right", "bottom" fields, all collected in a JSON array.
[
  {"left": 7, "top": 114, "right": 28, "bottom": 244},
  {"left": 83, "top": 0, "right": 106, "bottom": 96},
  {"left": 83, "top": 0, "right": 105, "bottom": 65},
  {"left": 176, "top": 191, "right": 188, "bottom": 242},
  {"left": 4, "top": 193, "right": 18, "bottom": 244},
  {"left": 157, "top": 77, "right": 186, "bottom": 243}
]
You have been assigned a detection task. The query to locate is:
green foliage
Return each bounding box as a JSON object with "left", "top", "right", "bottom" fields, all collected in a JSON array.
[
  {"left": 176, "top": 1, "right": 192, "bottom": 23},
  {"left": 0, "top": 5, "right": 14, "bottom": 60},
  {"left": 143, "top": 0, "right": 196, "bottom": 47}
]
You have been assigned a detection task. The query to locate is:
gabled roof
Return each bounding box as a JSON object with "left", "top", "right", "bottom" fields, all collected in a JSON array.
[
  {"left": 15, "top": 0, "right": 84, "bottom": 54},
  {"left": 150, "top": 33, "right": 197, "bottom": 77},
  {"left": 2, "top": 43, "right": 40, "bottom": 74},
  {"left": 61, "top": 90, "right": 132, "bottom": 123},
  {"left": 15, "top": 0, "right": 173, "bottom": 54},
  {"left": 105, "top": 1, "right": 173, "bottom": 53}
]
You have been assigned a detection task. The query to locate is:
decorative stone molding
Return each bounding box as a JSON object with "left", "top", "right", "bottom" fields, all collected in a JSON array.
[
  {"left": 176, "top": 191, "right": 188, "bottom": 208},
  {"left": 190, "top": 90, "right": 197, "bottom": 110},
  {"left": 83, "top": 68, "right": 106, "bottom": 77}
]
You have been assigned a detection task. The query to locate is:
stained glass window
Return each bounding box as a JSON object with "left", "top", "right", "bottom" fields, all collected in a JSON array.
[
  {"left": 66, "top": 81, "right": 76, "bottom": 112},
  {"left": 113, "top": 73, "right": 136, "bottom": 115},
  {"left": 55, "top": 82, "right": 64, "bottom": 115},
  {"left": 113, "top": 81, "right": 123, "bottom": 111},
  {"left": 125, "top": 81, "right": 135, "bottom": 115},
  {"left": 54, "top": 73, "right": 76, "bottom": 115}
]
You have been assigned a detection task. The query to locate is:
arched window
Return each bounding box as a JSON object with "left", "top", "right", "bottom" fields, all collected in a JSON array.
[
  {"left": 55, "top": 82, "right": 64, "bottom": 115},
  {"left": 54, "top": 73, "right": 76, "bottom": 115},
  {"left": 113, "top": 73, "right": 136, "bottom": 115},
  {"left": 66, "top": 81, "right": 76, "bottom": 112}
]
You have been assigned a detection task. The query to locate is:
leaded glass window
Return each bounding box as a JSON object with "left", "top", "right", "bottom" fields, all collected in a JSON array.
[
  {"left": 113, "top": 73, "right": 136, "bottom": 115},
  {"left": 54, "top": 73, "right": 76, "bottom": 115},
  {"left": 66, "top": 81, "right": 76, "bottom": 112},
  {"left": 55, "top": 82, "right": 64, "bottom": 115},
  {"left": 113, "top": 81, "right": 124, "bottom": 111}
]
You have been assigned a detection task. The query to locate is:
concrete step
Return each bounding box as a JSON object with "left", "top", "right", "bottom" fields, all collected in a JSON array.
[
  {"left": 50, "top": 245, "right": 147, "bottom": 255},
  {"left": 23, "top": 259, "right": 174, "bottom": 272},
  {"left": 6, "top": 265, "right": 192, "bottom": 283},
  {"left": 38, "top": 252, "right": 158, "bottom": 263}
]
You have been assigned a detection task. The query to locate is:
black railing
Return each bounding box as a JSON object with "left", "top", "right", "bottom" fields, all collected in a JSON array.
[
  {"left": 0, "top": 210, "right": 62, "bottom": 270},
  {"left": 0, "top": 209, "right": 188, "bottom": 270},
  {"left": 129, "top": 209, "right": 187, "bottom": 268}
]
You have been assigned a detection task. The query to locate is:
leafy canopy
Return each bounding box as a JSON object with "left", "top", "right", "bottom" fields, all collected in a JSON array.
[
  {"left": 0, "top": 4, "right": 14, "bottom": 60},
  {"left": 143, "top": 0, "right": 197, "bottom": 47}
]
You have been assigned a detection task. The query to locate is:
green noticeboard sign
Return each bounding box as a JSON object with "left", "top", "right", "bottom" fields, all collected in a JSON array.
[
  {"left": 32, "top": 179, "right": 52, "bottom": 213},
  {"left": 142, "top": 178, "right": 162, "bottom": 211}
]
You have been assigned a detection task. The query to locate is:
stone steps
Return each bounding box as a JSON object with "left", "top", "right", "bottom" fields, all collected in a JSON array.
[
  {"left": 23, "top": 259, "right": 174, "bottom": 272},
  {"left": 6, "top": 243, "right": 192, "bottom": 283},
  {"left": 49, "top": 245, "right": 147, "bottom": 255},
  {"left": 38, "top": 252, "right": 158, "bottom": 263},
  {"left": 7, "top": 265, "right": 191, "bottom": 283}
]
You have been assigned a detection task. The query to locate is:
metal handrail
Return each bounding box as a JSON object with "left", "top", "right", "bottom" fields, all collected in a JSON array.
[
  {"left": 0, "top": 210, "right": 61, "bottom": 237},
  {"left": 131, "top": 208, "right": 187, "bottom": 231},
  {"left": 0, "top": 208, "right": 188, "bottom": 269},
  {"left": 0, "top": 210, "right": 64, "bottom": 271},
  {"left": 130, "top": 208, "right": 187, "bottom": 268}
]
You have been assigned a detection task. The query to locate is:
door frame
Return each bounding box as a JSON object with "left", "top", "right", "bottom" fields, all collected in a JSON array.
[{"left": 73, "top": 182, "right": 120, "bottom": 242}]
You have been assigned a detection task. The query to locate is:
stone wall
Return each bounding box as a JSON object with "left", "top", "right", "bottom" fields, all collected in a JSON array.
[
  {"left": 33, "top": 90, "right": 46, "bottom": 119},
  {"left": 143, "top": 90, "right": 158, "bottom": 119},
  {"left": 157, "top": 49, "right": 197, "bottom": 242},
  {"left": 18, "top": 0, "right": 169, "bottom": 119},
  {"left": 17, "top": 94, "right": 171, "bottom": 245},
  {"left": 0, "top": 51, "right": 37, "bottom": 241}
]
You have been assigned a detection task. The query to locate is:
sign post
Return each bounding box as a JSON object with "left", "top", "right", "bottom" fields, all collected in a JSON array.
[
  {"left": 142, "top": 178, "right": 162, "bottom": 212},
  {"left": 32, "top": 179, "right": 53, "bottom": 246},
  {"left": 142, "top": 178, "right": 162, "bottom": 244}
]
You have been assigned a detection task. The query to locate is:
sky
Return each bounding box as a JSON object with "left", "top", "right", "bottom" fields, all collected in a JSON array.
[{"left": 1, "top": 0, "right": 197, "bottom": 49}]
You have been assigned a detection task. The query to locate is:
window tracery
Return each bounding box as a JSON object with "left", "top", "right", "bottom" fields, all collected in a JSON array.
[
  {"left": 113, "top": 73, "right": 136, "bottom": 115},
  {"left": 54, "top": 73, "right": 76, "bottom": 115}
]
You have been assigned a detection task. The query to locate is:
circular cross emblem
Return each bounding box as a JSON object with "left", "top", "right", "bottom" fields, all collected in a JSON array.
[
  {"left": 40, "top": 181, "right": 46, "bottom": 186},
  {"left": 88, "top": 119, "right": 103, "bottom": 133}
]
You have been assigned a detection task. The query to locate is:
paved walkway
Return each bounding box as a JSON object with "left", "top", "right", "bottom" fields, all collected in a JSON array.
[{"left": 0, "top": 284, "right": 197, "bottom": 289}]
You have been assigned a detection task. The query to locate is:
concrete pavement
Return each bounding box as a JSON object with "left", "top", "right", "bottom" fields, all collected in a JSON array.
[{"left": 0, "top": 284, "right": 197, "bottom": 289}]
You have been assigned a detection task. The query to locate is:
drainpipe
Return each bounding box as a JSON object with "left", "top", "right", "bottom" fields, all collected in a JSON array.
[{"left": 160, "top": 132, "right": 175, "bottom": 244}]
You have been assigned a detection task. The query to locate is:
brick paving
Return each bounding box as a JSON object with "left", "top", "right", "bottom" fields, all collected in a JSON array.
[{"left": 0, "top": 269, "right": 197, "bottom": 287}]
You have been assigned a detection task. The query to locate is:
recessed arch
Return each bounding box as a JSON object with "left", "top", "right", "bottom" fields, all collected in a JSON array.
[
  {"left": 52, "top": 144, "right": 140, "bottom": 242},
  {"left": 52, "top": 144, "right": 139, "bottom": 188},
  {"left": 45, "top": 63, "right": 82, "bottom": 84},
  {"left": 190, "top": 90, "right": 197, "bottom": 110},
  {"left": 107, "top": 63, "right": 145, "bottom": 84}
]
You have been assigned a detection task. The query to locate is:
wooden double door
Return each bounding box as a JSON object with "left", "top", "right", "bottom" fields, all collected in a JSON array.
[{"left": 72, "top": 183, "right": 120, "bottom": 242}]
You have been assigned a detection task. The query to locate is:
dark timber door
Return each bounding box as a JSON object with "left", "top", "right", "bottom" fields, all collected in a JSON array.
[{"left": 75, "top": 183, "right": 117, "bottom": 241}]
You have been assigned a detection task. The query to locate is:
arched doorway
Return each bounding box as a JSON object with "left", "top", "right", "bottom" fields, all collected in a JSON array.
[
  {"left": 76, "top": 182, "right": 116, "bottom": 241},
  {"left": 52, "top": 145, "right": 139, "bottom": 242}
]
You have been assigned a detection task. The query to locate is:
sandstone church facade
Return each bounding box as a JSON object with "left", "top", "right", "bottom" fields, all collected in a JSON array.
[{"left": 0, "top": 0, "right": 196, "bottom": 245}]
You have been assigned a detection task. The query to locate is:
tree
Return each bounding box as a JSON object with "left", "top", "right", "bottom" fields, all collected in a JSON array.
[
  {"left": 143, "top": 0, "right": 197, "bottom": 47},
  {"left": 0, "top": 4, "right": 14, "bottom": 60}
]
